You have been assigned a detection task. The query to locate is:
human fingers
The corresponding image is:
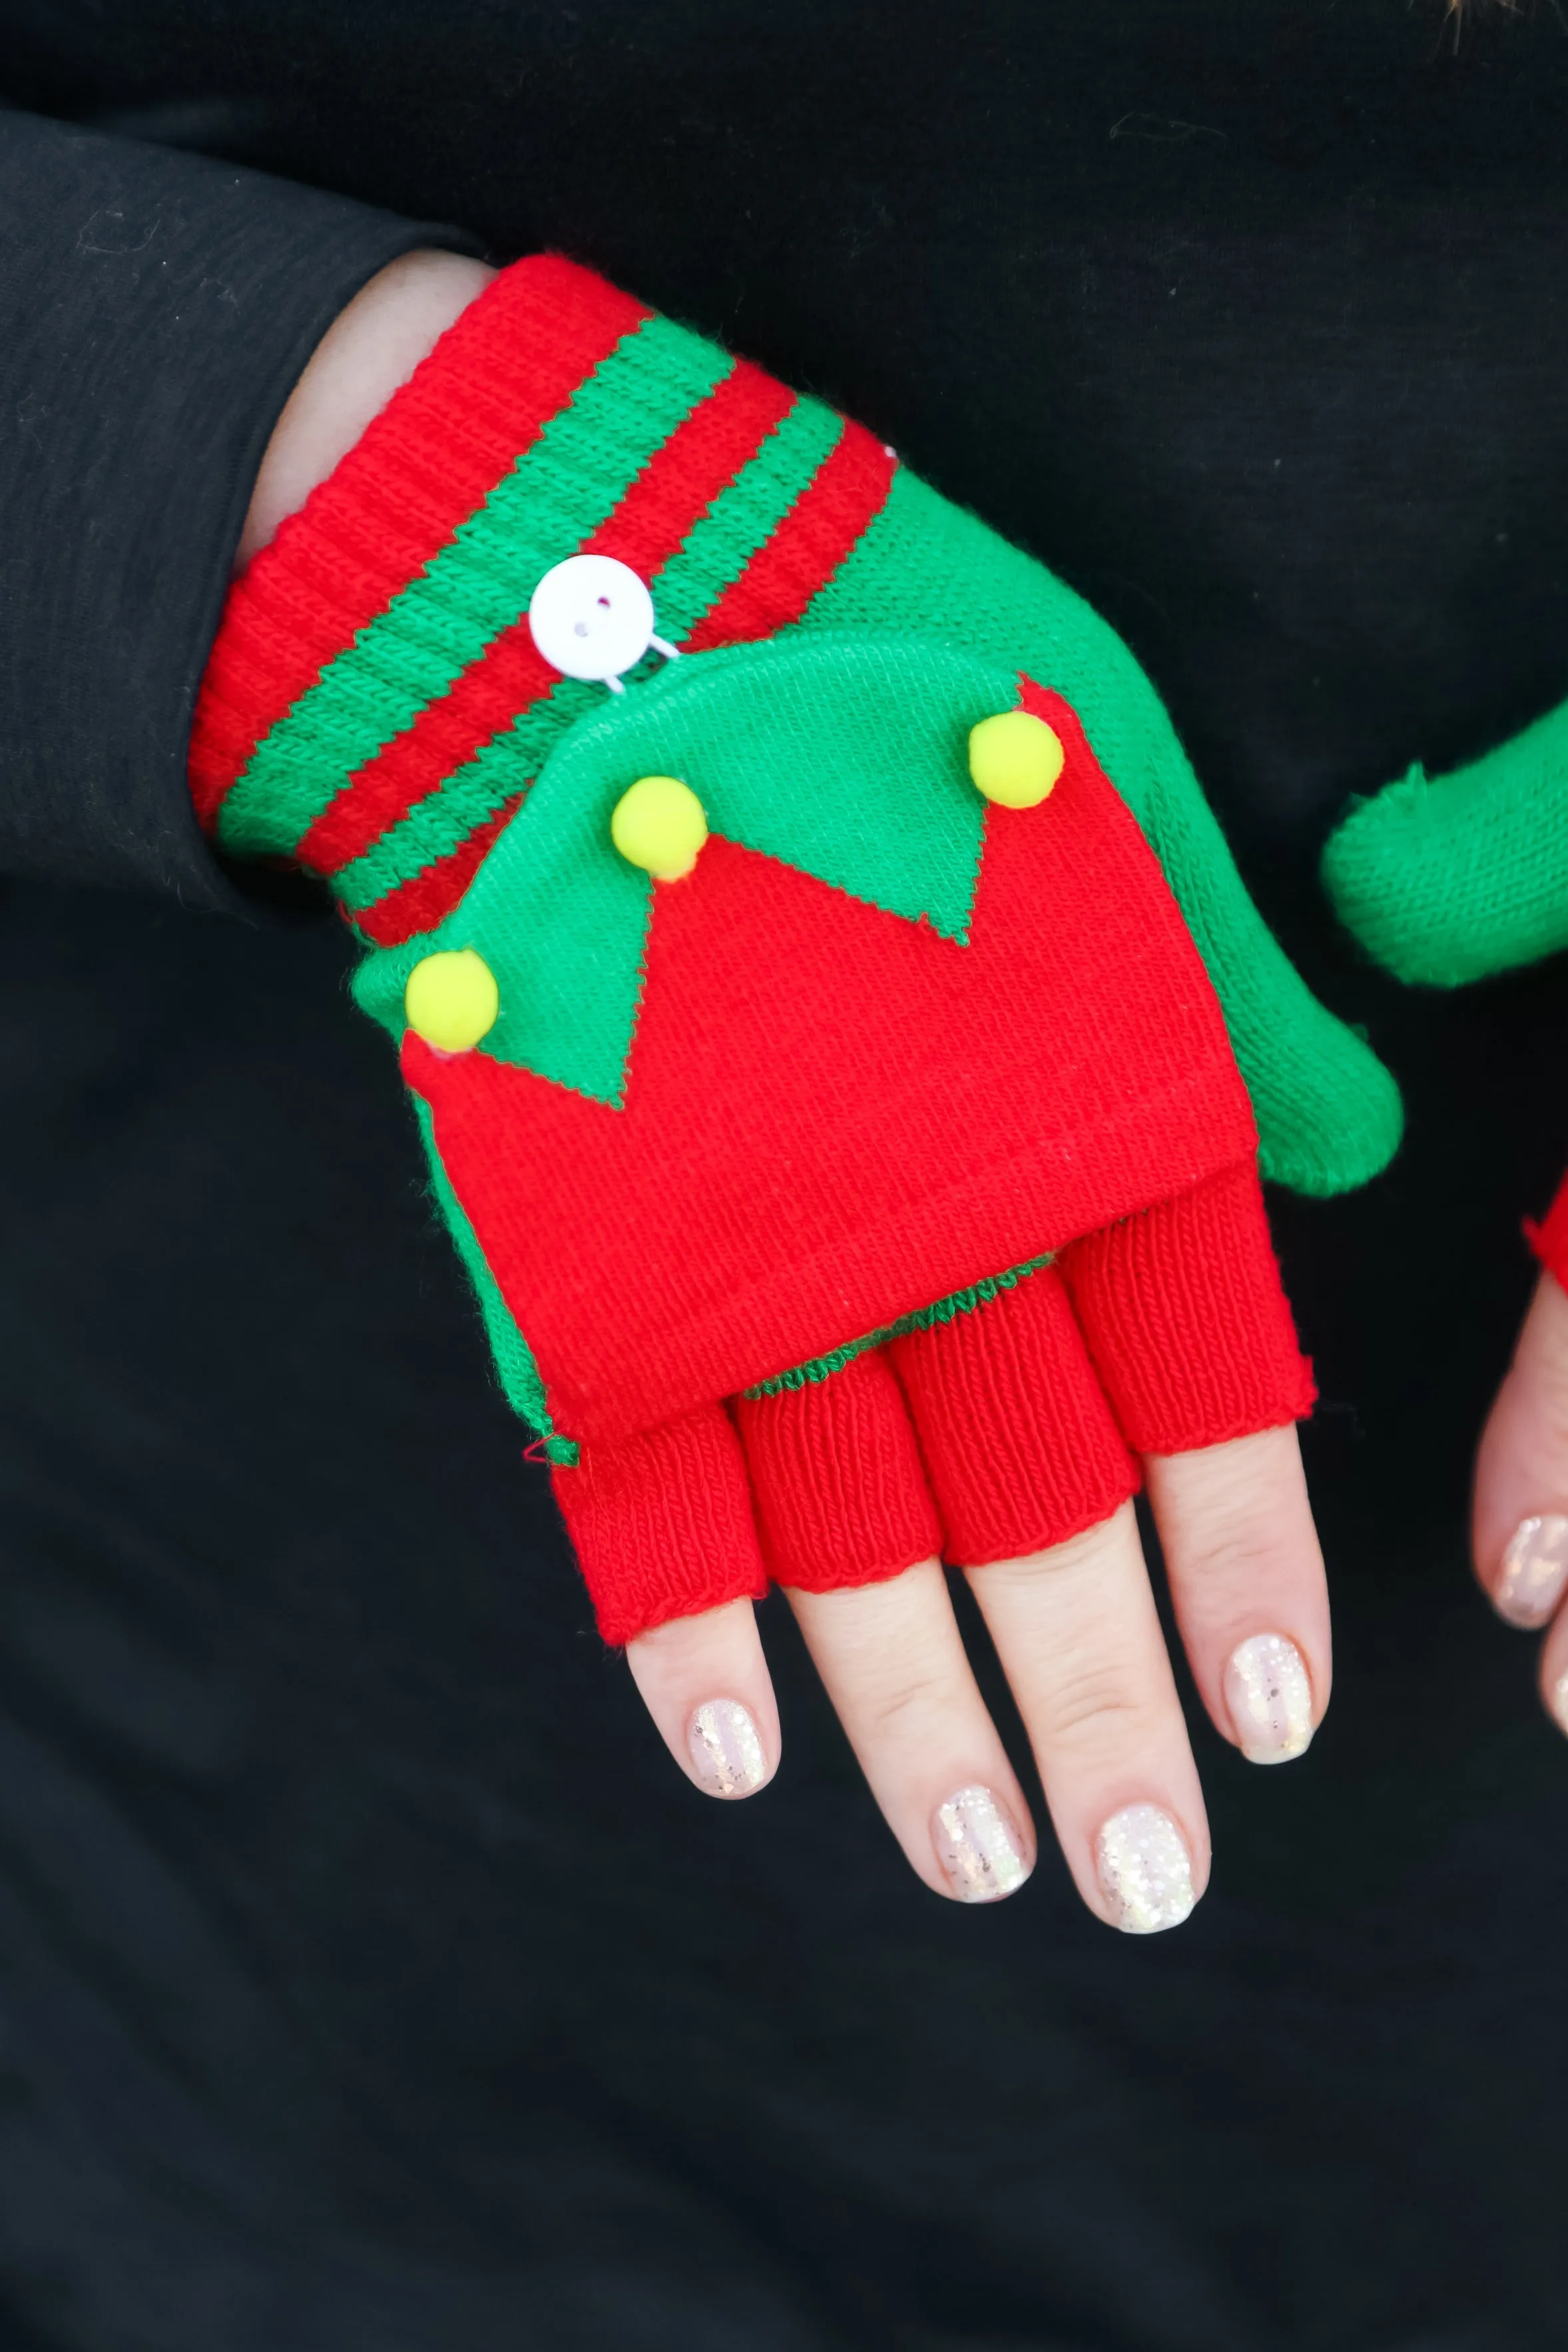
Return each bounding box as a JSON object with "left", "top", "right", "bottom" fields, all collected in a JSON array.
[
  {"left": 786, "top": 1563, "right": 1037, "bottom": 1903},
  {"left": 1473, "top": 1273, "right": 1568, "bottom": 1638},
  {"left": 966, "top": 1503, "right": 1208, "bottom": 1934},
  {"left": 735, "top": 1347, "right": 1036, "bottom": 1899},
  {"left": 880, "top": 1265, "right": 1206, "bottom": 1929},
  {"left": 744, "top": 1262, "right": 1197, "bottom": 1926},
  {"left": 1057, "top": 1163, "right": 1325, "bottom": 1761},
  {"left": 563, "top": 1405, "right": 777, "bottom": 1801},
  {"left": 728, "top": 1190, "right": 1308, "bottom": 1915},
  {"left": 625, "top": 1598, "right": 781, "bottom": 1800},
  {"left": 1145, "top": 1426, "right": 1328, "bottom": 1765}
]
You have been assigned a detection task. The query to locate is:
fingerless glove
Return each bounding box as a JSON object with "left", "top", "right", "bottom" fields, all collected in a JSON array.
[{"left": 193, "top": 257, "right": 1400, "bottom": 1641}]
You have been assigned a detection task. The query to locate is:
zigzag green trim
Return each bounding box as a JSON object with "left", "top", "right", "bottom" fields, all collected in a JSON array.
[
  {"left": 350, "top": 632, "right": 1005, "bottom": 1103},
  {"left": 742, "top": 1255, "right": 1054, "bottom": 1397},
  {"left": 801, "top": 469, "right": 1403, "bottom": 1197}
]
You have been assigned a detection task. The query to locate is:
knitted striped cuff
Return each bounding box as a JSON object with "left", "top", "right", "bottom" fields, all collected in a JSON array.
[
  {"left": 190, "top": 254, "right": 894, "bottom": 948},
  {"left": 1527, "top": 1174, "right": 1568, "bottom": 1293}
]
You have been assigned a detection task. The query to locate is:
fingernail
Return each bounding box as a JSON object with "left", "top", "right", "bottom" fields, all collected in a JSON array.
[
  {"left": 687, "top": 1699, "right": 768, "bottom": 1797},
  {"left": 1496, "top": 1515, "right": 1568, "bottom": 1627},
  {"left": 1224, "top": 1631, "right": 1314, "bottom": 1764},
  {"left": 1096, "top": 1803, "right": 1196, "bottom": 1934},
  {"left": 933, "top": 1785, "right": 1032, "bottom": 1903}
]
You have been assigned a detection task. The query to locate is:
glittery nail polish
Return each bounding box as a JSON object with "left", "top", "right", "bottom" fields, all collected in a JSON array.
[
  {"left": 933, "top": 1785, "right": 1031, "bottom": 1903},
  {"left": 1224, "top": 1631, "right": 1314, "bottom": 1765},
  {"left": 687, "top": 1699, "right": 767, "bottom": 1797},
  {"left": 1496, "top": 1515, "right": 1568, "bottom": 1627},
  {"left": 1096, "top": 1803, "right": 1195, "bottom": 1934}
]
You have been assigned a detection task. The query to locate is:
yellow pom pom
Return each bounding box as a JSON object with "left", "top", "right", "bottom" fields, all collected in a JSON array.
[
  {"left": 967, "top": 709, "right": 1065, "bottom": 809},
  {"left": 403, "top": 948, "right": 499, "bottom": 1053},
  {"left": 611, "top": 774, "right": 708, "bottom": 881}
]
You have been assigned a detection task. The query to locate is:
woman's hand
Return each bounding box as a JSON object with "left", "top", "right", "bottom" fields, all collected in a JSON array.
[
  {"left": 630, "top": 1422, "right": 1326, "bottom": 1926},
  {"left": 223, "top": 251, "right": 1384, "bottom": 1933}
]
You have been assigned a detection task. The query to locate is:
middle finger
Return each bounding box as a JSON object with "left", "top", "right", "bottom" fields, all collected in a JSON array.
[
  {"left": 786, "top": 1560, "right": 1037, "bottom": 1905},
  {"left": 968, "top": 1501, "right": 1209, "bottom": 1934}
]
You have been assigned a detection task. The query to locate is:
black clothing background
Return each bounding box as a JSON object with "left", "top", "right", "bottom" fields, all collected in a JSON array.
[{"left": 0, "top": 5, "right": 1566, "bottom": 2345}]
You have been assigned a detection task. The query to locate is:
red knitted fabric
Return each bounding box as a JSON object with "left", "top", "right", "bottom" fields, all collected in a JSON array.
[
  {"left": 1527, "top": 1173, "right": 1568, "bottom": 1293},
  {"left": 405, "top": 695, "right": 1256, "bottom": 1448},
  {"left": 889, "top": 1267, "right": 1139, "bottom": 1566},
  {"left": 681, "top": 423, "right": 894, "bottom": 655},
  {"left": 556, "top": 1159, "right": 1308, "bottom": 1633},
  {"left": 356, "top": 796, "right": 524, "bottom": 950},
  {"left": 550, "top": 1403, "right": 767, "bottom": 1645},
  {"left": 352, "top": 413, "right": 893, "bottom": 946},
  {"left": 190, "top": 254, "right": 898, "bottom": 952},
  {"left": 296, "top": 364, "right": 797, "bottom": 878},
  {"left": 190, "top": 253, "right": 1323, "bottom": 1645},
  {"left": 1058, "top": 1161, "right": 1314, "bottom": 1455},
  {"left": 733, "top": 1349, "right": 942, "bottom": 1590}
]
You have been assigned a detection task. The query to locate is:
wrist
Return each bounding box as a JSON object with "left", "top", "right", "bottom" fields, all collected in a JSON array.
[
  {"left": 238, "top": 248, "right": 496, "bottom": 571},
  {"left": 194, "top": 255, "right": 892, "bottom": 940}
]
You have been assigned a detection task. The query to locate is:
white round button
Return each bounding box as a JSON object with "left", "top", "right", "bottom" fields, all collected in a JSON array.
[{"left": 527, "top": 555, "right": 656, "bottom": 683}]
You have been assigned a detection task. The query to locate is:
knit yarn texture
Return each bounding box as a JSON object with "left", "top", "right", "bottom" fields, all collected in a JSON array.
[
  {"left": 190, "top": 256, "right": 1366, "bottom": 1639},
  {"left": 1323, "top": 701, "right": 1568, "bottom": 988}
]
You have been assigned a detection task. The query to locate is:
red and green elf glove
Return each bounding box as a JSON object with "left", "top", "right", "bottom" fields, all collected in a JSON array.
[
  {"left": 191, "top": 257, "right": 1400, "bottom": 1643},
  {"left": 1322, "top": 699, "right": 1568, "bottom": 1295}
]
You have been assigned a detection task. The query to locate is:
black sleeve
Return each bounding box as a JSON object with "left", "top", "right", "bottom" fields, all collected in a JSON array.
[{"left": 0, "top": 107, "right": 477, "bottom": 909}]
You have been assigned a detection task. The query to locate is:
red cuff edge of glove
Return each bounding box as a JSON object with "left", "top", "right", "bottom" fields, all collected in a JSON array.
[{"left": 1526, "top": 1173, "right": 1568, "bottom": 1293}]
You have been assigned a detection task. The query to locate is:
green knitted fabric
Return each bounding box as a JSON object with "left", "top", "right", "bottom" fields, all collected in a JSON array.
[
  {"left": 412, "top": 1097, "right": 579, "bottom": 1462},
  {"left": 1322, "top": 697, "right": 1568, "bottom": 987},
  {"left": 209, "top": 258, "right": 1400, "bottom": 1197},
  {"left": 796, "top": 472, "right": 1404, "bottom": 1197},
  {"left": 333, "top": 396, "right": 846, "bottom": 916},
  {"left": 219, "top": 316, "right": 730, "bottom": 862},
  {"left": 353, "top": 633, "right": 1002, "bottom": 1103},
  {"left": 348, "top": 469, "right": 1405, "bottom": 1187}
]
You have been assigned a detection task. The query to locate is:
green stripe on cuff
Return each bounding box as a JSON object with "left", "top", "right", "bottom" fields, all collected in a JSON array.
[
  {"left": 334, "top": 674, "right": 593, "bottom": 911},
  {"left": 334, "top": 395, "right": 844, "bottom": 914},
  {"left": 217, "top": 314, "right": 732, "bottom": 860},
  {"left": 653, "top": 394, "right": 844, "bottom": 641}
]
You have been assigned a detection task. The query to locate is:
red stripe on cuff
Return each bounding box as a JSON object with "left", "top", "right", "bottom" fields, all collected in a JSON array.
[
  {"left": 601, "top": 360, "right": 797, "bottom": 581},
  {"left": 347, "top": 794, "right": 525, "bottom": 947},
  {"left": 683, "top": 420, "right": 896, "bottom": 651},
  {"left": 190, "top": 258, "right": 649, "bottom": 830},
  {"left": 300, "top": 360, "right": 796, "bottom": 880},
  {"left": 342, "top": 410, "right": 893, "bottom": 945}
]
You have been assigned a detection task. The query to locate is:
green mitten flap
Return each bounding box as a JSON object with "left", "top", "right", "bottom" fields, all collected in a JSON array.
[{"left": 354, "top": 630, "right": 1019, "bottom": 1103}]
